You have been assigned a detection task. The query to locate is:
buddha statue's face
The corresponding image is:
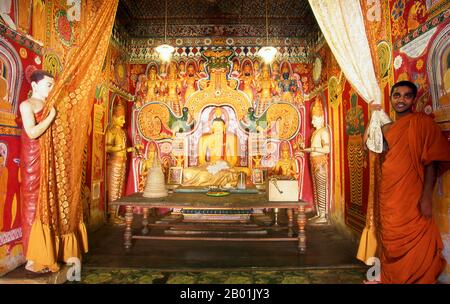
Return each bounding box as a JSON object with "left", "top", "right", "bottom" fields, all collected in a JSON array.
[
  {"left": 262, "top": 67, "right": 270, "bottom": 78},
  {"left": 312, "top": 115, "right": 324, "bottom": 129},
  {"left": 113, "top": 114, "right": 126, "bottom": 127},
  {"left": 211, "top": 120, "right": 225, "bottom": 134}
]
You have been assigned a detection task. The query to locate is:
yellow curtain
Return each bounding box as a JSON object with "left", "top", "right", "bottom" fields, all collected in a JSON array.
[{"left": 26, "top": 0, "right": 118, "bottom": 272}]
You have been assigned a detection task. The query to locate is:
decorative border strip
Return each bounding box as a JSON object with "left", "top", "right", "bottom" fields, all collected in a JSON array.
[
  {"left": 393, "top": 9, "right": 449, "bottom": 50},
  {"left": 0, "top": 125, "right": 21, "bottom": 136},
  {"left": 0, "top": 23, "right": 43, "bottom": 55},
  {"left": 127, "top": 45, "right": 310, "bottom": 64},
  {"left": 0, "top": 228, "right": 22, "bottom": 246}
]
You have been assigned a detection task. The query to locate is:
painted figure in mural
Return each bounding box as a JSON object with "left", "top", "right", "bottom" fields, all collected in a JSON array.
[
  {"left": 231, "top": 59, "right": 240, "bottom": 79},
  {"left": 278, "top": 63, "right": 298, "bottom": 103},
  {"left": 178, "top": 61, "right": 186, "bottom": 78},
  {"left": 271, "top": 61, "right": 280, "bottom": 81},
  {"left": 302, "top": 98, "right": 330, "bottom": 224},
  {"left": 272, "top": 141, "right": 298, "bottom": 179},
  {"left": 182, "top": 63, "right": 199, "bottom": 103},
  {"left": 239, "top": 61, "right": 257, "bottom": 104},
  {"left": 146, "top": 65, "right": 161, "bottom": 102},
  {"left": 134, "top": 74, "right": 147, "bottom": 108},
  {"left": 162, "top": 62, "right": 182, "bottom": 116},
  {"left": 0, "top": 60, "right": 12, "bottom": 112},
  {"left": 370, "top": 81, "right": 450, "bottom": 284},
  {"left": 197, "top": 60, "right": 207, "bottom": 79},
  {"left": 345, "top": 90, "right": 365, "bottom": 206},
  {"left": 106, "top": 101, "right": 141, "bottom": 222},
  {"left": 439, "top": 52, "right": 450, "bottom": 107},
  {"left": 19, "top": 70, "right": 56, "bottom": 271},
  {"left": 255, "top": 65, "right": 276, "bottom": 116},
  {"left": 0, "top": 145, "right": 8, "bottom": 231}
]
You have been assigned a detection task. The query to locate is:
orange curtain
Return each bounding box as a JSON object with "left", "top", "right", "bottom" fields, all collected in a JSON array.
[{"left": 26, "top": 0, "right": 118, "bottom": 272}]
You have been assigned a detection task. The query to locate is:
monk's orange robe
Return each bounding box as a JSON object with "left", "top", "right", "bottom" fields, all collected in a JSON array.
[{"left": 380, "top": 113, "right": 450, "bottom": 284}]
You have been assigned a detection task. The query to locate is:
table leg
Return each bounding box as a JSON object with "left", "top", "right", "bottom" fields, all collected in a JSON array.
[
  {"left": 273, "top": 208, "right": 279, "bottom": 226},
  {"left": 142, "top": 207, "right": 149, "bottom": 235},
  {"left": 124, "top": 205, "right": 133, "bottom": 250},
  {"left": 297, "top": 205, "right": 306, "bottom": 253},
  {"left": 287, "top": 208, "right": 293, "bottom": 237}
]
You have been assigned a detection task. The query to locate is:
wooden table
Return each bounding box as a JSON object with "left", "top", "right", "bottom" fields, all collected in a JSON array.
[{"left": 110, "top": 192, "right": 308, "bottom": 253}]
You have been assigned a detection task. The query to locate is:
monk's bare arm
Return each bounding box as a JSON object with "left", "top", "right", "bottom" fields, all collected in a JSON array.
[
  {"left": 420, "top": 161, "right": 438, "bottom": 218},
  {"left": 19, "top": 102, "right": 56, "bottom": 139}
]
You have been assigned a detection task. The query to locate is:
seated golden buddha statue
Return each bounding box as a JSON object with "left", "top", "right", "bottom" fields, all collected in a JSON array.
[
  {"left": 272, "top": 141, "right": 298, "bottom": 179},
  {"left": 182, "top": 108, "right": 250, "bottom": 188}
]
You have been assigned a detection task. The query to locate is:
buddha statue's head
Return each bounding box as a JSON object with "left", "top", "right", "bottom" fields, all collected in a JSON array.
[
  {"left": 30, "top": 69, "right": 55, "bottom": 100},
  {"left": 112, "top": 102, "right": 126, "bottom": 127},
  {"left": 211, "top": 108, "right": 226, "bottom": 134},
  {"left": 311, "top": 97, "right": 325, "bottom": 129}
]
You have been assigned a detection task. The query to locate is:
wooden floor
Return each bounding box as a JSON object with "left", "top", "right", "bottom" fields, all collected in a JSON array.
[{"left": 84, "top": 213, "right": 363, "bottom": 271}]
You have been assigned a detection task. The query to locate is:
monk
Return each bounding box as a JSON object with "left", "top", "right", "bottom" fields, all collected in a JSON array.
[{"left": 375, "top": 81, "right": 450, "bottom": 284}]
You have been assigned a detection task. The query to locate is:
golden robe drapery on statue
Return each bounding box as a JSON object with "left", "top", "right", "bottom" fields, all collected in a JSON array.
[{"left": 26, "top": 0, "right": 118, "bottom": 272}]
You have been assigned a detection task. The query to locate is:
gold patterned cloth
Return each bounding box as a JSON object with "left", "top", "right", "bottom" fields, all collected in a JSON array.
[{"left": 27, "top": 0, "right": 118, "bottom": 272}]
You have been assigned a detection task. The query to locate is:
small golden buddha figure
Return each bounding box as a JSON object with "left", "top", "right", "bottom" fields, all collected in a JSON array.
[
  {"left": 302, "top": 98, "right": 330, "bottom": 224},
  {"left": 271, "top": 61, "right": 280, "bottom": 81},
  {"left": 106, "top": 102, "right": 142, "bottom": 221},
  {"left": 272, "top": 141, "right": 298, "bottom": 178},
  {"left": 239, "top": 62, "right": 257, "bottom": 103},
  {"left": 146, "top": 65, "right": 161, "bottom": 102},
  {"left": 231, "top": 59, "right": 240, "bottom": 78},
  {"left": 0, "top": 61, "right": 12, "bottom": 112},
  {"left": 139, "top": 142, "right": 157, "bottom": 191},
  {"left": 162, "top": 62, "right": 182, "bottom": 116},
  {"left": 178, "top": 61, "right": 186, "bottom": 78},
  {"left": 256, "top": 65, "right": 276, "bottom": 116},
  {"left": 182, "top": 63, "right": 199, "bottom": 103}
]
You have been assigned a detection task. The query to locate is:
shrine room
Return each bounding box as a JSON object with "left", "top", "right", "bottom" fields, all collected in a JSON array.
[{"left": 0, "top": 0, "right": 449, "bottom": 287}]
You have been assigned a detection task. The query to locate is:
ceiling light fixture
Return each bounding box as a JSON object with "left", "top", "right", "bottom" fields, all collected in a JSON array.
[
  {"left": 155, "top": 0, "right": 174, "bottom": 62},
  {"left": 257, "top": 0, "right": 277, "bottom": 64}
]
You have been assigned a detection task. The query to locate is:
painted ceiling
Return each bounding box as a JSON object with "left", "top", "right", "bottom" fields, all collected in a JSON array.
[{"left": 116, "top": 0, "right": 320, "bottom": 40}]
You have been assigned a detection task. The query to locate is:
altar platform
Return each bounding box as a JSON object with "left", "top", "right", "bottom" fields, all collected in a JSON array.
[{"left": 110, "top": 192, "right": 308, "bottom": 252}]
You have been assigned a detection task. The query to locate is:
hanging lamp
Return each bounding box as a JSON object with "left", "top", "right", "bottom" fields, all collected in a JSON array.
[
  {"left": 155, "top": 0, "right": 174, "bottom": 62},
  {"left": 257, "top": 0, "right": 277, "bottom": 64}
]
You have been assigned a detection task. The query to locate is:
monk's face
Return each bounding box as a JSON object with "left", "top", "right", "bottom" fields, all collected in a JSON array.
[{"left": 390, "top": 86, "right": 416, "bottom": 116}]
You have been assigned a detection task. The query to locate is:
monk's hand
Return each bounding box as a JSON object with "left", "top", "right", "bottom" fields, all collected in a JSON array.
[{"left": 419, "top": 193, "right": 433, "bottom": 218}]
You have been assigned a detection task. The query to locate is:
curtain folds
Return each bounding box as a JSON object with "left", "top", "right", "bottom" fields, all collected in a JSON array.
[
  {"left": 26, "top": 0, "right": 119, "bottom": 272},
  {"left": 309, "top": 0, "right": 382, "bottom": 104}
]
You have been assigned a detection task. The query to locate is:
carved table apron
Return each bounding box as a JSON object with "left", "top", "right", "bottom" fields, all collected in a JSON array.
[{"left": 110, "top": 192, "right": 308, "bottom": 253}]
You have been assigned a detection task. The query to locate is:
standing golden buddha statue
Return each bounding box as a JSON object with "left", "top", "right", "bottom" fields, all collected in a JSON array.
[
  {"left": 256, "top": 65, "right": 276, "bottom": 116},
  {"left": 106, "top": 102, "right": 141, "bottom": 222},
  {"left": 302, "top": 98, "right": 330, "bottom": 224},
  {"left": 162, "top": 62, "right": 182, "bottom": 116}
]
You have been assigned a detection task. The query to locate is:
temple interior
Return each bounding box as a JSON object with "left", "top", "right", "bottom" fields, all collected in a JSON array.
[{"left": 0, "top": 0, "right": 449, "bottom": 284}]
